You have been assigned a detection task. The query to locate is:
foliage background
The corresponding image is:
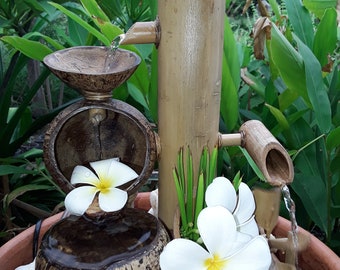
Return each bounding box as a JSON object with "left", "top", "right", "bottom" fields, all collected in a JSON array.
[{"left": 0, "top": 0, "right": 339, "bottom": 255}]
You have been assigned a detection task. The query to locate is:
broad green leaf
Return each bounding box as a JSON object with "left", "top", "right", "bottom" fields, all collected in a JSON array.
[
  {"left": 285, "top": 0, "right": 314, "bottom": 48},
  {"left": 221, "top": 16, "right": 240, "bottom": 131},
  {"left": 313, "top": 8, "right": 337, "bottom": 68},
  {"left": 295, "top": 35, "right": 331, "bottom": 133},
  {"left": 127, "top": 82, "right": 149, "bottom": 110},
  {"left": 0, "top": 36, "right": 52, "bottom": 61},
  {"left": 241, "top": 68, "right": 265, "bottom": 97},
  {"left": 292, "top": 174, "right": 328, "bottom": 233},
  {"left": 0, "top": 165, "right": 38, "bottom": 176},
  {"left": 269, "top": 24, "right": 310, "bottom": 106},
  {"left": 303, "top": 0, "right": 337, "bottom": 18},
  {"left": 265, "top": 103, "right": 290, "bottom": 130},
  {"left": 24, "top": 32, "right": 65, "bottom": 51},
  {"left": 80, "top": 0, "right": 110, "bottom": 23},
  {"left": 326, "top": 126, "right": 340, "bottom": 150},
  {"left": 49, "top": 2, "right": 110, "bottom": 46},
  {"left": 5, "top": 184, "right": 53, "bottom": 206}
]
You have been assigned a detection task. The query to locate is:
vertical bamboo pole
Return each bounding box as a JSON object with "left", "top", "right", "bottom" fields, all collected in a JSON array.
[{"left": 157, "top": 0, "right": 226, "bottom": 228}]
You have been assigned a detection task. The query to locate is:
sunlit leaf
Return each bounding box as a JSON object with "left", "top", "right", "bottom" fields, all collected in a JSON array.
[
  {"left": 303, "top": 0, "right": 337, "bottom": 18},
  {"left": 265, "top": 103, "right": 290, "bottom": 130},
  {"left": 0, "top": 36, "right": 52, "bottom": 61},
  {"left": 49, "top": 2, "right": 110, "bottom": 46},
  {"left": 269, "top": 24, "right": 310, "bottom": 106}
]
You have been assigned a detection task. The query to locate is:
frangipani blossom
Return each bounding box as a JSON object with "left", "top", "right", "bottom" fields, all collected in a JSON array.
[
  {"left": 205, "top": 177, "right": 259, "bottom": 237},
  {"left": 65, "top": 158, "right": 138, "bottom": 215},
  {"left": 160, "top": 206, "right": 271, "bottom": 270}
]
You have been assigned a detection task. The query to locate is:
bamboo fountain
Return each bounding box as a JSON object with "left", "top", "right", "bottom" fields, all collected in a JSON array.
[{"left": 2, "top": 0, "right": 340, "bottom": 269}]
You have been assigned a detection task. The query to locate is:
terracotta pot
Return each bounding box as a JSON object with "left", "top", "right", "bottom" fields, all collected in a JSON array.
[
  {"left": 272, "top": 217, "right": 340, "bottom": 270},
  {"left": 0, "top": 193, "right": 152, "bottom": 270},
  {"left": 1, "top": 192, "right": 339, "bottom": 270}
]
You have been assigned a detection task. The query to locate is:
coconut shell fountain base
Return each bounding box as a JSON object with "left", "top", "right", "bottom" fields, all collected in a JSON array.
[{"left": 35, "top": 208, "right": 169, "bottom": 269}]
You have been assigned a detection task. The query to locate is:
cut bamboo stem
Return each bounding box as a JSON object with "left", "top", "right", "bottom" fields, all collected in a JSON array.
[
  {"left": 157, "top": 0, "right": 225, "bottom": 228},
  {"left": 120, "top": 20, "right": 160, "bottom": 45},
  {"left": 218, "top": 132, "right": 243, "bottom": 146},
  {"left": 239, "top": 120, "right": 294, "bottom": 186}
]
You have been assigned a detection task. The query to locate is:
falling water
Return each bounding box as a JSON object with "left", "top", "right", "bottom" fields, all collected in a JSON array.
[
  {"left": 281, "top": 184, "right": 299, "bottom": 269},
  {"left": 104, "top": 35, "right": 125, "bottom": 72}
]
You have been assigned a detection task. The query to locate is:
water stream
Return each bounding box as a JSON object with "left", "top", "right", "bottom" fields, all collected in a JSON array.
[
  {"left": 281, "top": 184, "right": 299, "bottom": 269},
  {"left": 103, "top": 35, "right": 124, "bottom": 72}
]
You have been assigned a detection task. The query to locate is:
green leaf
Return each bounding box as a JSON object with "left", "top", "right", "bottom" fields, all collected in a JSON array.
[
  {"left": 0, "top": 165, "right": 38, "bottom": 176},
  {"left": 5, "top": 184, "right": 53, "bottom": 206},
  {"left": 285, "top": 0, "right": 314, "bottom": 48},
  {"left": 326, "top": 126, "right": 340, "bottom": 150},
  {"left": 295, "top": 34, "right": 331, "bottom": 133},
  {"left": 303, "top": 0, "right": 337, "bottom": 18},
  {"left": 313, "top": 8, "right": 337, "bottom": 67},
  {"left": 49, "top": 2, "right": 110, "bottom": 46},
  {"left": 220, "top": 16, "right": 240, "bottom": 131},
  {"left": 265, "top": 103, "right": 290, "bottom": 130},
  {"left": 24, "top": 32, "right": 65, "bottom": 51},
  {"left": 269, "top": 24, "right": 310, "bottom": 106},
  {"left": 239, "top": 147, "right": 265, "bottom": 181},
  {"left": 23, "top": 0, "right": 44, "bottom": 13},
  {"left": 292, "top": 173, "right": 328, "bottom": 233},
  {"left": 0, "top": 36, "right": 53, "bottom": 61},
  {"left": 127, "top": 82, "right": 149, "bottom": 110}
]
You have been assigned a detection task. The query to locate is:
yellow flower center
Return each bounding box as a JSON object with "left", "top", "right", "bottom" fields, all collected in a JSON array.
[
  {"left": 96, "top": 177, "right": 112, "bottom": 194},
  {"left": 204, "top": 254, "right": 227, "bottom": 270}
]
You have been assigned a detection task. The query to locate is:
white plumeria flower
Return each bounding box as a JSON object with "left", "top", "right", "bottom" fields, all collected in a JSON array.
[
  {"left": 65, "top": 158, "right": 138, "bottom": 215},
  {"left": 205, "top": 177, "right": 259, "bottom": 237},
  {"left": 160, "top": 206, "right": 271, "bottom": 270}
]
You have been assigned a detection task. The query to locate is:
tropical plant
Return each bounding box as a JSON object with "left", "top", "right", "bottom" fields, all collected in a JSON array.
[{"left": 221, "top": 0, "right": 340, "bottom": 254}]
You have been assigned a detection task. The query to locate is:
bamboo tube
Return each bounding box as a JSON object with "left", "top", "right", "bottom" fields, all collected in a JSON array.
[
  {"left": 157, "top": 0, "right": 225, "bottom": 228},
  {"left": 218, "top": 132, "right": 243, "bottom": 146},
  {"left": 119, "top": 20, "right": 160, "bottom": 45},
  {"left": 239, "top": 120, "right": 294, "bottom": 186}
]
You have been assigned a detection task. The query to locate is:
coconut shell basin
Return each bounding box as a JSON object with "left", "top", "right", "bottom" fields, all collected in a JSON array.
[
  {"left": 43, "top": 46, "right": 141, "bottom": 101},
  {"left": 35, "top": 208, "right": 170, "bottom": 269}
]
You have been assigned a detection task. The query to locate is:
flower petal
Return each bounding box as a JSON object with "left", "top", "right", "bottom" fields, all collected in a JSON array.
[
  {"left": 233, "top": 182, "right": 255, "bottom": 225},
  {"left": 197, "top": 206, "right": 237, "bottom": 258},
  {"left": 160, "top": 238, "right": 209, "bottom": 270},
  {"left": 15, "top": 259, "right": 36, "bottom": 270},
  {"left": 226, "top": 236, "right": 272, "bottom": 270},
  {"left": 205, "top": 177, "right": 237, "bottom": 212},
  {"left": 64, "top": 186, "right": 97, "bottom": 216},
  {"left": 70, "top": 165, "right": 99, "bottom": 186},
  {"left": 98, "top": 188, "right": 128, "bottom": 212},
  {"left": 237, "top": 215, "right": 259, "bottom": 237},
  {"left": 91, "top": 158, "right": 138, "bottom": 187}
]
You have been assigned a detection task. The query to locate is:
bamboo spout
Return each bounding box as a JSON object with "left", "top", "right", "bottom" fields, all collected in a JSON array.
[
  {"left": 239, "top": 120, "right": 294, "bottom": 186},
  {"left": 119, "top": 19, "right": 160, "bottom": 45}
]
